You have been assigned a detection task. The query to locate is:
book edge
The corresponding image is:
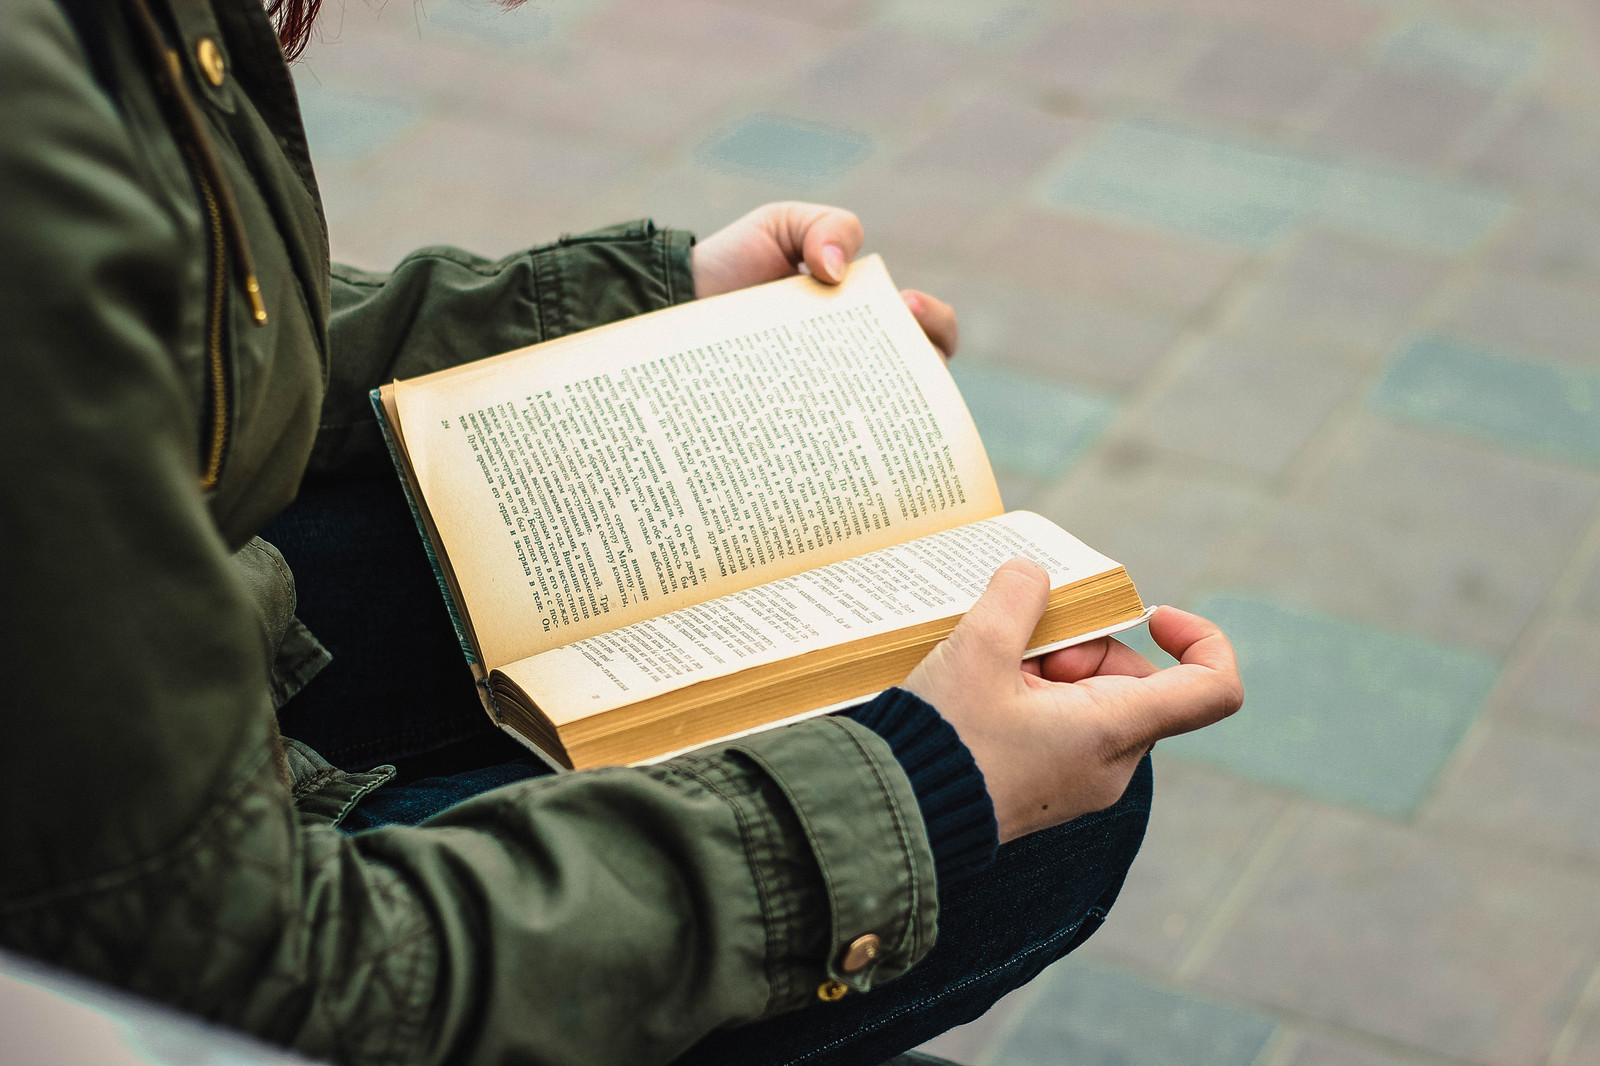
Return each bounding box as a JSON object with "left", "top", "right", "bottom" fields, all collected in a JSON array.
[
  {"left": 624, "top": 605, "right": 1158, "bottom": 767},
  {"left": 370, "top": 386, "right": 480, "bottom": 669}
]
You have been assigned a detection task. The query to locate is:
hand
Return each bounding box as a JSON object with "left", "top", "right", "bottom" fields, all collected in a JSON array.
[
  {"left": 691, "top": 201, "right": 959, "bottom": 358},
  {"left": 903, "top": 560, "right": 1244, "bottom": 842}
]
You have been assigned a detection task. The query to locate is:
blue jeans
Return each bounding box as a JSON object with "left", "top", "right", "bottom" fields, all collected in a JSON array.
[{"left": 266, "top": 473, "right": 1152, "bottom": 1066}]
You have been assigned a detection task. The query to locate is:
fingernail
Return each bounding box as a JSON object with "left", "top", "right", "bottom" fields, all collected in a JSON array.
[
  {"left": 902, "top": 290, "right": 923, "bottom": 313},
  {"left": 823, "top": 244, "right": 847, "bottom": 281}
]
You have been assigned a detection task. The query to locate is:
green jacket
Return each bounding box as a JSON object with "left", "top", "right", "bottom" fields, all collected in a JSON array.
[{"left": 0, "top": 1, "right": 939, "bottom": 1064}]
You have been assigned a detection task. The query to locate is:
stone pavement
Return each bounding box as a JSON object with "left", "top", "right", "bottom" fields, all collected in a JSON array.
[{"left": 293, "top": 1, "right": 1600, "bottom": 1063}]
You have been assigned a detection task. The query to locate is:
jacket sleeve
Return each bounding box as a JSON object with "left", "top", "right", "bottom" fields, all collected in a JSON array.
[
  {"left": 313, "top": 223, "right": 697, "bottom": 478},
  {"left": 0, "top": 6, "right": 936, "bottom": 1066}
]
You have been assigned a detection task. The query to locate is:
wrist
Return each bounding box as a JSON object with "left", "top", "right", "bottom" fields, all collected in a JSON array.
[{"left": 844, "top": 688, "right": 999, "bottom": 885}]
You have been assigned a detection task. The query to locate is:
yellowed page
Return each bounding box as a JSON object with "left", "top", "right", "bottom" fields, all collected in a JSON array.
[
  {"left": 500, "top": 511, "right": 1122, "bottom": 723},
  {"left": 396, "top": 256, "right": 1001, "bottom": 667}
]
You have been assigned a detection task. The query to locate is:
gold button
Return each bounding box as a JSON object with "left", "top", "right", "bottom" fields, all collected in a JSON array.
[
  {"left": 196, "top": 37, "right": 226, "bottom": 87},
  {"left": 816, "top": 980, "right": 850, "bottom": 1002},
  {"left": 840, "top": 933, "right": 881, "bottom": 974}
]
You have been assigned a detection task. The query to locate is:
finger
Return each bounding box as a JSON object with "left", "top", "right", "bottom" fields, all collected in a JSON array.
[
  {"left": 1108, "top": 611, "right": 1244, "bottom": 744},
  {"left": 902, "top": 290, "right": 959, "bottom": 358},
  {"left": 1036, "top": 637, "right": 1155, "bottom": 684},
  {"left": 1123, "top": 658, "right": 1245, "bottom": 742},
  {"left": 945, "top": 559, "right": 1052, "bottom": 671},
  {"left": 1148, "top": 606, "right": 1239, "bottom": 675},
  {"left": 787, "top": 203, "right": 863, "bottom": 284},
  {"left": 1032, "top": 637, "right": 1109, "bottom": 683}
]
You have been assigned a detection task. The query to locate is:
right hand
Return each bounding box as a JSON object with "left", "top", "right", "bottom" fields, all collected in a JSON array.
[{"left": 903, "top": 560, "right": 1243, "bottom": 842}]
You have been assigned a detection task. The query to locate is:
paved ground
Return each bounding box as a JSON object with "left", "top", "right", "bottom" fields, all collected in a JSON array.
[{"left": 294, "top": 2, "right": 1600, "bottom": 1063}]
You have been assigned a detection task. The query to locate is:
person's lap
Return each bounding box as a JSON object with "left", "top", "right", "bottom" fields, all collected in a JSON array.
[{"left": 265, "top": 472, "right": 1152, "bottom": 1066}]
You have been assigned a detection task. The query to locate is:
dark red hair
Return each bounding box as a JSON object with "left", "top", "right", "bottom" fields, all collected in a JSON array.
[
  {"left": 266, "top": 0, "right": 322, "bottom": 61},
  {"left": 269, "top": 0, "right": 524, "bottom": 60}
]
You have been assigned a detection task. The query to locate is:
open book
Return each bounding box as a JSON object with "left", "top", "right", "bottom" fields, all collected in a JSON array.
[{"left": 374, "top": 256, "right": 1150, "bottom": 769}]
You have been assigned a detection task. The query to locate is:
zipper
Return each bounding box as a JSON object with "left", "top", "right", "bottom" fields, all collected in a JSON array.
[
  {"left": 125, "top": 0, "right": 269, "bottom": 491},
  {"left": 185, "top": 143, "right": 231, "bottom": 490}
]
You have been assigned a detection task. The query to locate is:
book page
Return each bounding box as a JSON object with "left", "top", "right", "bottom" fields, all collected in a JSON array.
[
  {"left": 501, "top": 511, "right": 1121, "bottom": 723},
  {"left": 396, "top": 257, "right": 1001, "bottom": 667}
]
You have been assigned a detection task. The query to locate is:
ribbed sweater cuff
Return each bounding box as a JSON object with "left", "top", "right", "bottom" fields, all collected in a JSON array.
[{"left": 844, "top": 688, "right": 999, "bottom": 885}]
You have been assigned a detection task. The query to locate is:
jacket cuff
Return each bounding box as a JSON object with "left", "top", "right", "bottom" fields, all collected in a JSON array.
[
  {"left": 845, "top": 688, "right": 999, "bottom": 886},
  {"left": 697, "top": 716, "right": 939, "bottom": 1005},
  {"left": 663, "top": 226, "right": 696, "bottom": 308},
  {"left": 532, "top": 219, "right": 697, "bottom": 340}
]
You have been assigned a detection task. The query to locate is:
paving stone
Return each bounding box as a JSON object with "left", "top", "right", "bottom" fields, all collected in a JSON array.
[
  {"left": 1211, "top": 420, "right": 1600, "bottom": 654},
  {"left": 1576, "top": 556, "right": 1600, "bottom": 623},
  {"left": 922, "top": 272, "right": 1180, "bottom": 390},
  {"left": 324, "top": 119, "right": 633, "bottom": 265},
  {"left": 1173, "top": 30, "right": 1344, "bottom": 132},
  {"left": 575, "top": 0, "right": 823, "bottom": 80},
  {"left": 1127, "top": 330, "right": 1366, "bottom": 477},
  {"left": 873, "top": 0, "right": 1046, "bottom": 47},
  {"left": 1304, "top": 422, "right": 1598, "bottom": 571},
  {"left": 291, "top": 78, "right": 425, "bottom": 165},
  {"left": 1016, "top": 8, "right": 1213, "bottom": 106},
  {"left": 1043, "top": 121, "right": 1507, "bottom": 254},
  {"left": 993, "top": 470, "right": 1042, "bottom": 512},
  {"left": 1488, "top": 198, "right": 1600, "bottom": 285},
  {"left": 478, "top": 43, "right": 755, "bottom": 150},
  {"left": 948, "top": 364, "right": 1116, "bottom": 480},
  {"left": 423, "top": 0, "right": 569, "bottom": 48},
  {"left": 1378, "top": 14, "right": 1540, "bottom": 89},
  {"left": 1425, "top": 722, "right": 1600, "bottom": 862},
  {"left": 713, "top": 0, "right": 871, "bottom": 26},
  {"left": 1286, "top": 1031, "right": 1451, "bottom": 1066},
  {"left": 329, "top": 182, "right": 560, "bottom": 269},
  {"left": 986, "top": 958, "right": 1278, "bottom": 1066},
  {"left": 1469, "top": 100, "right": 1600, "bottom": 199},
  {"left": 833, "top": 175, "right": 999, "bottom": 254},
  {"left": 1489, "top": 621, "right": 1600, "bottom": 738},
  {"left": 1159, "top": 593, "right": 1496, "bottom": 816},
  {"left": 1438, "top": 271, "right": 1600, "bottom": 370},
  {"left": 890, "top": 92, "right": 1089, "bottom": 189},
  {"left": 1079, "top": 756, "right": 1289, "bottom": 974},
  {"left": 296, "top": 12, "right": 528, "bottom": 117},
  {"left": 1045, "top": 121, "right": 1333, "bottom": 249},
  {"left": 981, "top": 297, "right": 1178, "bottom": 391},
  {"left": 1313, "top": 163, "right": 1509, "bottom": 253},
  {"left": 1172, "top": 0, "right": 1384, "bottom": 51},
  {"left": 696, "top": 114, "right": 875, "bottom": 186},
  {"left": 1033, "top": 449, "right": 1259, "bottom": 607},
  {"left": 1235, "top": 229, "right": 1449, "bottom": 352},
  {"left": 779, "top": 28, "right": 976, "bottom": 131},
  {"left": 1369, "top": 335, "right": 1600, "bottom": 467},
  {"left": 978, "top": 211, "right": 1248, "bottom": 320},
  {"left": 1560, "top": 996, "right": 1600, "bottom": 1066},
  {"left": 1197, "top": 806, "right": 1600, "bottom": 1066},
  {"left": 632, "top": 164, "right": 806, "bottom": 240},
  {"left": 1315, "top": 67, "right": 1497, "bottom": 168}
]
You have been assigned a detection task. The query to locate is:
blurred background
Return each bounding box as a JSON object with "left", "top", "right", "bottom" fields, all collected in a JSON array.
[{"left": 293, "top": 1, "right": 1600, "bottom": 1064}]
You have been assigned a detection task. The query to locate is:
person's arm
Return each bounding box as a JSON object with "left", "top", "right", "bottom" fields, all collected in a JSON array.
[
  {"left": 0, "top": 8, "right": 933, "bottom": 1066},
  {"left": 313, "top": 200, "right": 964, "bottom": 479},
  {"left": 313, "top": 221, "right": 697, "bottom": 477}
]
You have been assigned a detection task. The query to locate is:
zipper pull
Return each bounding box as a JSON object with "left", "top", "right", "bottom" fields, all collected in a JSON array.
[{"left": 244, "top": 274, "right": 268, "bottom": 325}]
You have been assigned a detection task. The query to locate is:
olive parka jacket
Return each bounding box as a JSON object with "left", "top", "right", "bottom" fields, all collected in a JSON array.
[{"left": 0, "top": 1, "right": 941, "bottom": 1064}]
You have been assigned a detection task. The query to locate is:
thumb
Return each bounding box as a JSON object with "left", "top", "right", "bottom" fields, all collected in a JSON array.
[
  {"left": 945, "top": 559, "right": 1052, "bottom": 670},
  {"left": 789, "top": 204, "right": 863, "bottom": 284}
]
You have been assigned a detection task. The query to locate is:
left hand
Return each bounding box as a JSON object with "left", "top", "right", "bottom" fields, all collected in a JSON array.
[{"left": 691, "top": 201, "right": 959, "bottom": 358}]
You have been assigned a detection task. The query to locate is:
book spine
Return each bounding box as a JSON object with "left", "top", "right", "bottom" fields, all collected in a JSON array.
[{"left": 368, "top": 387, "right": 478, "bottom": 667}]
